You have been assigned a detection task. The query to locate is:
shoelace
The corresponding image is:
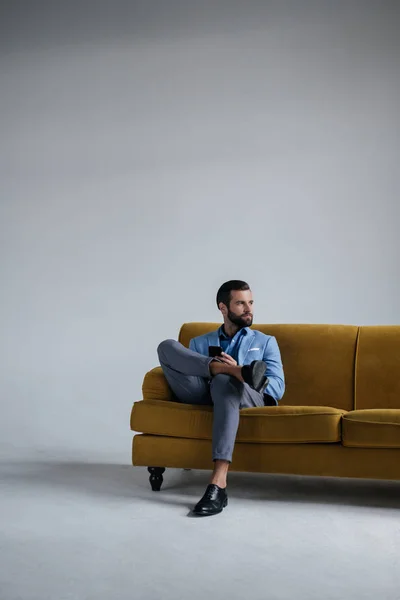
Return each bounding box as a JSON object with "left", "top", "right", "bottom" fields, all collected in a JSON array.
[{"left": 204, "top": 486, "right": 217, "bottom": 500}]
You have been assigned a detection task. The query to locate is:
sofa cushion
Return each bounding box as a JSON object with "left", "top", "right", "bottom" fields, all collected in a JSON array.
[
  {"left": 342, "top": 409, "right": 400, "bottom": 448},
  {"left": 179, "top": 323, "right": 358, "bottom": 411},
  {"left": 131, "top": 400, "right": 346, "bottom": 443},
  {"left": 355, "top": 326, "right": 400, "bottom": 409},
  {"left": 142, "top": 367, "right": 174, "bottom": 401}
]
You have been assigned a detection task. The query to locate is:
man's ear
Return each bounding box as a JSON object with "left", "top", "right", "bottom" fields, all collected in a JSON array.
[{"left": 219, "top": 302, "right": 227, "bottom": 316}]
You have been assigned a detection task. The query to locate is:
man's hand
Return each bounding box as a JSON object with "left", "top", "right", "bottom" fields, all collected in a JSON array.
[{"left": 219, "top": 352, "right": 238, "bottom": 366}]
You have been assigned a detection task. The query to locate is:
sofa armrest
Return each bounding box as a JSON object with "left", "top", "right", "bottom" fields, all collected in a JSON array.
[{"left": 142, "top": 367, "right": 173, "bottom": 401}]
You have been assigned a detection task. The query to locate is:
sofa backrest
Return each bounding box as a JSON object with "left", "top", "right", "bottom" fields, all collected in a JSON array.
[
  {"left": 355, "top": 326, "right": 400, "bottom": 409},
  {"left": 179, "top": 323, "right": 359, "bottom": 411}
]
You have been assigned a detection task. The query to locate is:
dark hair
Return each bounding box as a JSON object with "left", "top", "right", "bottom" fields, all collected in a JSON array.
[{"left": 216, "top": 280, "right": 250, "bottom": 308}]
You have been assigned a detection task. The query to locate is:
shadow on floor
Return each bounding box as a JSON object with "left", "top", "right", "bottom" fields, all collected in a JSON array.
[{"left": 1, "top": 460, "right": 400, "bottom": 509}]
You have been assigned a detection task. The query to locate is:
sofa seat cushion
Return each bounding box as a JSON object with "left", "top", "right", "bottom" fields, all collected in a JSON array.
[
  {"left": 342, "top": 409, "right": 400, "bottom": 448},
  {"left": 131, "top": 400, "right": 346, "bottom": 443}
]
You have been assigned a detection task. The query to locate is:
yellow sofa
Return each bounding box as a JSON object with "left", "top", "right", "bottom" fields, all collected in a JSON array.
[{"left": 130, "top": 323, "right": 400, "bottom": 489}]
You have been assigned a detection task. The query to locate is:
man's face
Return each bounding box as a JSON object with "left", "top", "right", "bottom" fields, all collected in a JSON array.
[{"left": 221, "top": 289, "right": 254, "bottom": 329}]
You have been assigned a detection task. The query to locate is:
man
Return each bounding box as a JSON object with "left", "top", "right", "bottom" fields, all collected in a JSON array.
[{"left": 157, "top": 280, "right": 285, "bottom": 517}]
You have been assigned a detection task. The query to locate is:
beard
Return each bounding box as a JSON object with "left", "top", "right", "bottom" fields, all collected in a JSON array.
[{"left": 227, "top": 309, "right": 253, "bottom": 329}]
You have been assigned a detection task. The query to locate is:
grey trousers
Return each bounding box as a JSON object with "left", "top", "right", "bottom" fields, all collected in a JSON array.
[{"left": 157, "top": 339, "right": 265, "bottom": 462}]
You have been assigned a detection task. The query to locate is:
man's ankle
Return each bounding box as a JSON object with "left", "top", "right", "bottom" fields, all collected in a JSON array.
[{"left": 209, "top": 477, "right": 227, "bottom": 489}]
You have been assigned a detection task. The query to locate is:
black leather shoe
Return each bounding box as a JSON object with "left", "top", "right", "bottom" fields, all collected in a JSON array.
[
  {"left": 192, "top": 484, "right": 228, "bottom": 517},
  {"left": 241, "top": 360, "right": 269, "bottom": 393}
]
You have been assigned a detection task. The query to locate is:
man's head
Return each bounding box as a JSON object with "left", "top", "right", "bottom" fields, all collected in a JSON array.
[{"left": 216, "top": 280, "right": 254, "bottom": 329}]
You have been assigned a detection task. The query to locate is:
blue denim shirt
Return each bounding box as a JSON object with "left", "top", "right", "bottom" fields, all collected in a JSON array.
[{"left": 218, "top": 325, "right": 247, "bottom": 364}]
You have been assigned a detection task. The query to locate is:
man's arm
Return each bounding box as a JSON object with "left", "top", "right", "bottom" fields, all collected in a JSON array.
[{"left": 263, "top": 336, "right": 285, "bottom": 401}]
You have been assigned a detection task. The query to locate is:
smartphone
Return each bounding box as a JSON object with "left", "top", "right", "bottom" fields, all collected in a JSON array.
[{"left": 208, "top": 346, "right": 223, "bottom": 357}]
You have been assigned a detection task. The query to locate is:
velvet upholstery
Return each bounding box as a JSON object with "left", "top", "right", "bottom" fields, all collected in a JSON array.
[
  {"left": 132, "top": 435, "right": 400, "bottom": 481},
  {"left": 131, "top": 323, "right": 400, "bottom": 482},
  {"left": 355, "top": 326, "right": 400, "bottom": 409},
  {"left": 342, "top": 409, "right": 400, "bottom": 448},
  {"left": 131, "top": 399, "right": 346, "bottom": 443}
]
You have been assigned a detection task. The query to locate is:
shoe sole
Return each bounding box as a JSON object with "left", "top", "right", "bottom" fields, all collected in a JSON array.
[
  {"left": 243, "top": 361, "right": 267, "bottom": 392},
  {"left": 252, "top": 361, "right": 267, "bottom": 390}
]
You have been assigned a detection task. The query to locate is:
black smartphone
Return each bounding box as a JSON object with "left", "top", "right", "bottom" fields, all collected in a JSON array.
[{"left": 208, "top": 346, "right": 223, "bottom": 357}]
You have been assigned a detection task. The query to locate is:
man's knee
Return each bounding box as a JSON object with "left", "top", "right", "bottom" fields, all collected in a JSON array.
[
  {"left": 210, "top": 374, "right": 239, "bottom": 397},
  {"left": 157, "top": 339, "right": 177, "bottom": 362}
]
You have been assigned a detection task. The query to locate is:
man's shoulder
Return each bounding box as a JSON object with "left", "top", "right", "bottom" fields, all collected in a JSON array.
[{"left": 250, "top": 329, "right": 276, "bottom": 342}]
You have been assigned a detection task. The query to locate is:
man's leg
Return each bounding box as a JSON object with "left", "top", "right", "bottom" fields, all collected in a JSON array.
[
  {"left": 210, "top": 374, "right": 265, "bottom": 485},
  {"left": 157, "top": 339, "right": 246, "bottom": 404},
  {"left": 192, "top": 374, "right": 264, "bottom": 516},
  {"left": 158, "top": 341, "right": 264, "bottom": 513},
  {"left": 157, "top": 339, "right": 214, "bottom": 404}
]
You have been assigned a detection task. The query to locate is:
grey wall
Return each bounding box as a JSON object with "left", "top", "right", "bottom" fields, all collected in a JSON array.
[{"left": 1, "top": 1, "right": 399, "bottom": 461}]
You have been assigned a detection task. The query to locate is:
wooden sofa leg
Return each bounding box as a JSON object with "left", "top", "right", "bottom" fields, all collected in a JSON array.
[{"left": 148, "top": 467, "right": 165, "bottom": 491}]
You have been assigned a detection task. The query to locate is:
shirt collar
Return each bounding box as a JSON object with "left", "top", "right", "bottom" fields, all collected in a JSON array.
[{"left": 218, "top": 325, "right": 249, "bottom": 340}]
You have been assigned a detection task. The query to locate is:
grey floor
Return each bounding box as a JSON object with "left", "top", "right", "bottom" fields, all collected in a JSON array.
[{"left": 1, "top": 458, "right": 400, "bottom": 600}]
